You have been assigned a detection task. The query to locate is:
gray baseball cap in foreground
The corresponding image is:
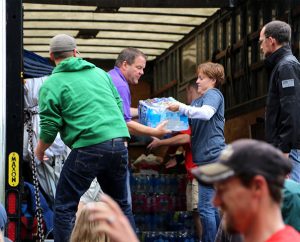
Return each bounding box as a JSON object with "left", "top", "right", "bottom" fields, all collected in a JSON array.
[
  {"left": 191, "top": 139, "right": 292, "bottom": 184},
  {"left": 50, "top": 34, "right": 77, "bottom": 53}
]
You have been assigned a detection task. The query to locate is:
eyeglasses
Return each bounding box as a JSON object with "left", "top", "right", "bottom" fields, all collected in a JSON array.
[{"left": 258, "top": 36, "right": 270, "bottom": 45}]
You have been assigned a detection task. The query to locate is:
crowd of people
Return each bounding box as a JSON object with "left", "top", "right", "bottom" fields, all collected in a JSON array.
[{"left": 1, "top": 19, "right": 300, "bottom": 242}]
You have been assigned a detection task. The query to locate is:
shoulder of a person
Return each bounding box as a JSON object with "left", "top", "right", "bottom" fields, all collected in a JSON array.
[
  {"left": 205, "top": 88, "right": 223, "bottom": 98},
  {"left": 284, "top": 179, "right": 300, "bottom": 195},
  {"left": 41, "top": 74, "right": 67, "bottom": 92},
  {"left": 94, "top": 65, "right": 105, "bottom": 72},
  {"left": 40, "top": 78, "right": 53, "bottom": 90},
  {"left": 107, "top": 68, "right": 116, "bottom": 75},
  {"left": 278, "top": 54, "right": 300, "bottom": 67},
  {"left": 93, "top": 66, "right": 108, "bottom": 76}
]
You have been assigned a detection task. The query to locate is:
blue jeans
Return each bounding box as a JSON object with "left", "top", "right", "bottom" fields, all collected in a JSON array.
[
  {"left": 198, "top": 183, "right": 220, "bottom": 242},
  {"left": 53, "top": 139, "right": 135, "bottom": 242},
  {"left": 289, "top": 149, "right": 300, "bottom": 183}
]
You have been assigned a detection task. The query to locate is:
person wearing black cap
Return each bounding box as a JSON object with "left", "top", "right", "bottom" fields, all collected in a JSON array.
[
  {"left": 192, "top": 139, "right": 300, "bottom": 242},
  {"left": 34, "top": 34, "right": 134, "bottom": 242},
  {"left": 259, "top": 20, "right": 300, "bottom": 182}
]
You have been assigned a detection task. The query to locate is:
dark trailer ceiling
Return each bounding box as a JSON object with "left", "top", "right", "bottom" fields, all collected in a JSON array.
[{"left": 23, "top": 0, "right": 236, "bottom": 61}]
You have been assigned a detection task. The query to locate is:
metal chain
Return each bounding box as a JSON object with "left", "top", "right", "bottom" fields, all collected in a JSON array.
[{"left": 25, "top": 110, "right": 45, "bottom": 242}]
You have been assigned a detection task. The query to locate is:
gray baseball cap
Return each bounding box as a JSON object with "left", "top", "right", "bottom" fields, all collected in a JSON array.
[{"left": 49, "top": 34, "right": 77, "bottom": 53}]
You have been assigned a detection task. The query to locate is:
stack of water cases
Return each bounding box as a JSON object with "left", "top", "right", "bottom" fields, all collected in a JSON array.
[
  {"left": 131, "top": 173, "right": 198, "bottom": 242},
  {"left": 138, "top": 97, "right": 189, "bottom": 132}
]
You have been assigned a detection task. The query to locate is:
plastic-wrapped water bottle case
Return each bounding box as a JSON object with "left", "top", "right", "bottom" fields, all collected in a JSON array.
[{"left": 139, "top": 97, "right": 189, "bottom": 131}]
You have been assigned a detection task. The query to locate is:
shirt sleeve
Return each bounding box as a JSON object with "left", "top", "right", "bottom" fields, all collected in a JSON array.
[
  {"left": 277, "top": 63, "right": 300, "bottom": 152},
  {"left": 117, "top": 85, "right": 132, "bottom": 122},
  {"left": 107, "top": 73, "right": 124, "bottom": 115},
  {"left": 179, "top": 89, "right": 222, "bottom": 120},
  {"left": 202, "top": 89, "right": 223, "bottom": 109},
  {"left": 108, "top": 69, "right": 132, "bottom": 122},
  {"left": 38, "top": 86, "right": 62, "bottom": 144},
  {"left": 179, "top": 104, "right": 216, "bottom": 120}
]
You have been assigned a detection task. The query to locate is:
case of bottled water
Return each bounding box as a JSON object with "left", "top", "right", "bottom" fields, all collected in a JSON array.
[{"left": 138, "top": 97, "right": 189, "bottom": 131}]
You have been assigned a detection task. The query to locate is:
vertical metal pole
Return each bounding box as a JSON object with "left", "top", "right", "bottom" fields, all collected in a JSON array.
[{"left": 6, "top": 0, "right": 23, "bottom": 241}]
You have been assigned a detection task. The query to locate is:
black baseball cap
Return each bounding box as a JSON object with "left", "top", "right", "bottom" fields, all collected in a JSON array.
[{"left": 192, "top": 139, "right": 292, "bottom": 185}]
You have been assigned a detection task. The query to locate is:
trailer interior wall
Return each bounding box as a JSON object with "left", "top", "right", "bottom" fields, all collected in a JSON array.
[{"left": 153, "top": 0, "right": 300, "bottom": 142}]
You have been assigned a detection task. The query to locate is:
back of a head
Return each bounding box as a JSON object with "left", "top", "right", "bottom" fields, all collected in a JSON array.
[
  {"left": 264, "top": 20, "right": 291, "bottom": 45},
  {"left": 49, "top": 34, "right": 77, "bottom": 59},
  {"left": 70, "top": 206, "right": 107, "bottom": 242},
  {"left": 115, "top": 47, "right": 147, "bottom": 67}
]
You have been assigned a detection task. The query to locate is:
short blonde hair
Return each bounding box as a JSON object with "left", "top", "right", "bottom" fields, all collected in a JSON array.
[
  {"left": 70, "top": 204, "right": 109, "bottom": 242},
  {"left": 197, "top": 62, "right": 225, "bottom": 88}
]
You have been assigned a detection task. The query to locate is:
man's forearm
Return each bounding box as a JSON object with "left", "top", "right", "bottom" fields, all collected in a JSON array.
[
  {"left": 127, "top": 120, "right": 155, "bottom": 136},
  {"left": 35, "top": 139, "right": 52, "bottom": 161},
  {"left": 127, "top": 119, "right": 170, "bottom": 138}
]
